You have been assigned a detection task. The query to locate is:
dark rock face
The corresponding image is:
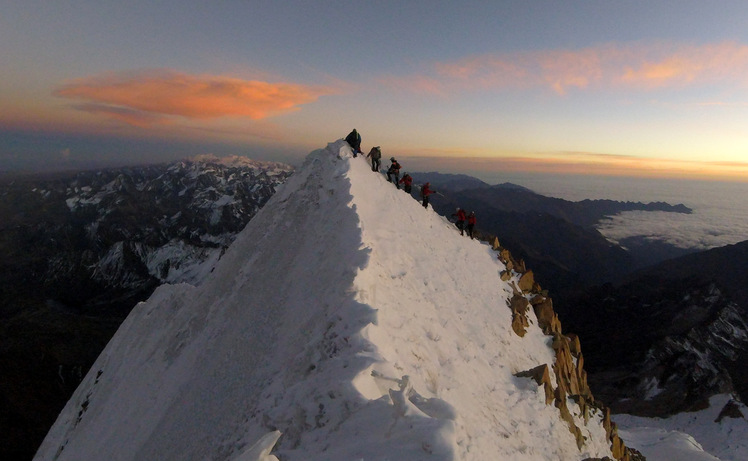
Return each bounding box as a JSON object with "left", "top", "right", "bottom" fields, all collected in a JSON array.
[
  {"left": 0, "top": 156, "right": 293, "bottom": 460},
  {"left": 556, "top": 243, "right": 748, "bottom": 417}
]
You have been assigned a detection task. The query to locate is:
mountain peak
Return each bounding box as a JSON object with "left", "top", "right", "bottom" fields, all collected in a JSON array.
[
  {"left": 35, "top": 140, "right": 625, "bottom": 460},
  {"left": 188, "top": 153, "right": 294, "bottom": 174}
]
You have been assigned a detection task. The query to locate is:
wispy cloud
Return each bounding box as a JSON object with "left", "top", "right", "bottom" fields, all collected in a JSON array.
[
  {"left": 72, "top": 103, "right": 167, "bottom": 127},
  {"left": 54, "top": 69, "right": 337, "bottom": 126},
  {"left": 388, "top": 41, "right": 748, "bottom": 96},
  {"left": 619, "top": 42, "right": 748, "bottom": 88}
]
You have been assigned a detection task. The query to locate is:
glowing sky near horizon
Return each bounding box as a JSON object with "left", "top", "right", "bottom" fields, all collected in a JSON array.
[{"left": 2, "top": 0, "right": 748, "bottom": 180}]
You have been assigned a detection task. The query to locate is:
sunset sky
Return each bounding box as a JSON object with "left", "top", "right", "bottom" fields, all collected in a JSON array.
[{"left": 2, "top": 1, "right": 748, "bottom": 181}]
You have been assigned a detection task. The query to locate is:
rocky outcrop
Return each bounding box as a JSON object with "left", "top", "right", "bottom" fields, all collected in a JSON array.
[
  {"left": 518, "top": 270, "right": 535, "bottom": 293},
  {"left": 516, "top": 364, "right": 554, "bottom": 405},
  {"left": 531, "top": 295, "right": 562, "bottom": 335},
  {"left": 508, "top": 293, "right": 530, "bottom": 337},
  {"left": 715, "top": 398, "right": 745, "bottom": 423},
  {"left": 499, "top": 242, "right": 641, "bottom": 460}
]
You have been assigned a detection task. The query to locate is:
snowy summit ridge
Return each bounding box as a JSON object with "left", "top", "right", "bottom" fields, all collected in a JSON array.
[{"left": 36, "top": 140, "right": 625, "bottom": 460}]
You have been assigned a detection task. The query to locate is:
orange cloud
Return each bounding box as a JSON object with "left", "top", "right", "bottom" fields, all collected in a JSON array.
[
  {"left": 54, "top": 69, "right": 336, "bottom": 125},
  {"left": 389, "top": 41, "right": 748, "bottom": 95},
  {"left": 536, "top": 48, "right": 604, "bottom": 95},
  {"left": 620, "top": 42, "right": 748, "bottom": 88},
  {"left": 417, "top": 47, "right": 612, "bottom": 95}
]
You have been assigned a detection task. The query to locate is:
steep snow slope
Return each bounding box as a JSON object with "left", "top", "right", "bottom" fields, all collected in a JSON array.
[{"left": 35, "top": 141, "right": 614, "bottom": 460}]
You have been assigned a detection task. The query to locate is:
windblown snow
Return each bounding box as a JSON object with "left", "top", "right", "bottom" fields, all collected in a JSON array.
[{"left": 34, "top": 141, "right": 616, "bottom": 460}]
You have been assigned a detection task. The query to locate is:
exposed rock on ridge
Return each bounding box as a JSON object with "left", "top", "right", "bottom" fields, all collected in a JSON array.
[{"left": 495, "top": 237, "right": 639, "bottom": 460}]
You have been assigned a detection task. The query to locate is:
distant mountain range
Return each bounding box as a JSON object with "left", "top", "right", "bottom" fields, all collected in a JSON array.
[{"left": 412, "top": 171, "right": 694, "bottom": 293}]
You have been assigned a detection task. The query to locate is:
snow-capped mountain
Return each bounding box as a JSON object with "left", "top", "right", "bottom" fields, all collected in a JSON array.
[
  {"left": 59, "top": 154, "right": 293, "bottom": 288},
  {"left": 34, "top": 141, "right": 637, "bottom": 461}
]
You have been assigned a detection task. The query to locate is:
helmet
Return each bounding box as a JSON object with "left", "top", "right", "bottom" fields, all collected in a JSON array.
[{"left": 390, "top": 157, "right": 396, "bottom": 161}]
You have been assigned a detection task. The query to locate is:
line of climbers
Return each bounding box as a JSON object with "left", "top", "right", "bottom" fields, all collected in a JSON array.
[
  {"left": 345, "top": 129, "right": 476, "bottom": 238},
  {"left": 346, "top": 129, "right": 436, "bottom": 209}
]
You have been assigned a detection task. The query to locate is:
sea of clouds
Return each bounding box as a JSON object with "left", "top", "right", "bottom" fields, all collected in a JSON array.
[
  {"left": 596, "top": 208, "right": 748, "bottom": 250},
  {"left": 499, "top": 173, "right": 748, "bottom": 251}
]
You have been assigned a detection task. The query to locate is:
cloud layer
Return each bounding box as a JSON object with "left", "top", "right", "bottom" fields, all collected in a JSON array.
[
  {"left": 395, "top": 41, "right": 748, "bottom": 95},
  {"left": 598, "top": 209, "right": 748, "bottom": 251},
  {"left": 54, "top": 70, "right": 335, "bottom": 125},
  {"left": 402, "top": 152, "right": 748, "bottom": 181},
  {"left": 595, "top": 179, "right": 748, "bottom": 251}
]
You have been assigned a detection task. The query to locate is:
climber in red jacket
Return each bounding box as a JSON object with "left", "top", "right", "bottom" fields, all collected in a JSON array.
[
  {"left": 399, "top": 173, "right": 413, "bottom": 193},
  {"left": 452, "top": 208, "right": 467, "bottom": 236},
  {"left": 421, "top": 182, "right": 435, "bottom": 209}
]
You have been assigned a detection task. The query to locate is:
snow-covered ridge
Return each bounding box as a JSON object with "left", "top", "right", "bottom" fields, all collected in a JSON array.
[{"left": 35, "top": 141, "right": 626, "bottom": 460}]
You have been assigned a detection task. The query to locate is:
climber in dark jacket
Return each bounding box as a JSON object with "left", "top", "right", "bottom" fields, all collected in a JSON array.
[
  {"left": 366, "top": 146, "right": 382, "bottom": 172},
  {"left": 345, "top": 129, "right": 362, "bottom": 156},
  {"left": 467, "top": 211, "right": 477, "bottom": 239}
]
